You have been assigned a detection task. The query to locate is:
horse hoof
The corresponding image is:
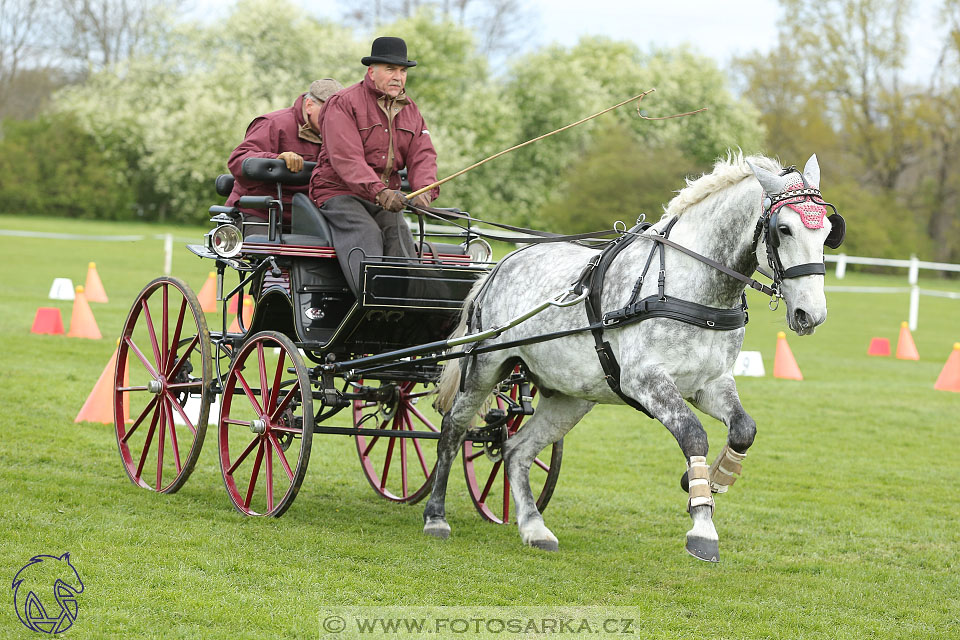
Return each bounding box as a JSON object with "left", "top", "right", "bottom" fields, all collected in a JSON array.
[
  {"left": 685, "top": 535, "right": 720, "bottom": 563},
  {"left": 423, "top": 520, "right": 451, "bottom": 540},
  {"left": 529, "top": 539, "right": 559, "bottom": 552},
  {"left": 680, "top": 470, "right": 689, "bottom": 492}
]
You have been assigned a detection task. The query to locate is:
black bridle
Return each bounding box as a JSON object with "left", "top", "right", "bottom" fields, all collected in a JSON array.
[{"left": 755, "top": 166, "right": 846, "bottom": 298}]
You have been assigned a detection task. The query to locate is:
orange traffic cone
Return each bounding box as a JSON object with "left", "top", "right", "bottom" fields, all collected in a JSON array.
[
  {"left": 84, "top": 262, "right": 108, "bottom": 303},
  {"left": 67, "top": 286, "right": 102, "bottom": 339},
  {"left": 896, "top": 321, "right": 919, "bottom": 360},
  {"left": 31, "top": 307, "right": 65, "bottom": 335},
  {"left": 934, "top": 343, "right": 960, "bottom": 392},
  {"left": 198, "top": 272, "right": 217, "bottom": 313},
  {"left": 227, "top": 293, "right": 252, "bottom": 314},
  {"left": 867, "top": 337, "right": 891, "bottom": 356},
  {"left": 228, "top": 297, "right": 254, "bottom": 333},
  {"left": 76, "top": 340, "right": 127, "bottom": 423},
  {"left": 773, "top": 331, "right": 803, "bottom": 380}
]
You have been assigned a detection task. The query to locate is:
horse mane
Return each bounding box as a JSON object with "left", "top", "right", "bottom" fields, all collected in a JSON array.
[{"left": 664, "top": 151, "right": 781, "bottom": 217}]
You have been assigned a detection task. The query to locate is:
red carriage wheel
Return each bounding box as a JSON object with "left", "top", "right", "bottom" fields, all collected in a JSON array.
[
  {"left": 115, "top": 276, "right": 213, "bottom": 493},
  {"left": 353, "top": 379, "right": 440, "bottom": 503},
  {"left": 463, "top": 380, "right": 563, "bottom": 524},
  {"left": 218, "top": 331, "right": 313, "bottom": 516}
]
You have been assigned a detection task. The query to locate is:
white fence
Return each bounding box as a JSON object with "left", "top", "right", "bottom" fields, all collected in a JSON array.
[{"left": 825, "top": 254, "right": 960, "bottom": 330}]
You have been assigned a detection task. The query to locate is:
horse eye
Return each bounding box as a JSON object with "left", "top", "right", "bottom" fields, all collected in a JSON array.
[{"left": 777, "top": 225, "right": 792, "bottom": 236}]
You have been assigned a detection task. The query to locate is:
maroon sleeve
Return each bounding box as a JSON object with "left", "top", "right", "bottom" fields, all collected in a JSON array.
[
  {"left": 404, "top": 111, "right": 439, "bottom": 201},
  {"left": 227, "top": 117, "right": 281, "bottom": 179},
  {"left": 321, "top": 96, "right": 387, "bottom": 202}
]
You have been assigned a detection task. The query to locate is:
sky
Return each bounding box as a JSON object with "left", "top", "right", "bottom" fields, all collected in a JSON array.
[{"left": 193, "top": 0, "right": 947, "bottom": 80}]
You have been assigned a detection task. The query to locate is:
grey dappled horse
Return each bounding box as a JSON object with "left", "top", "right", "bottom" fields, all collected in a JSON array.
[{"left": 423, "top": 153, "right": 837, "bottom": 561}]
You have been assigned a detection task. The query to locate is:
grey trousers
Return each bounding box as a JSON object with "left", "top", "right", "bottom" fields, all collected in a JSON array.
[{"left": 320, "top": 195, "right": 418, "bottom": 297}]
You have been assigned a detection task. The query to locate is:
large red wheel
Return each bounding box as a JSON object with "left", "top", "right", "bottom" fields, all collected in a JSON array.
[
  {"left": 115, "top": 277, "right": 212, "bottom": 493},
  {"left": 463, "top": 379, "right": 563, "bottom": 524},
  {"left": 353, "top": 380, "right": 440, "bottom": 503},
  {"left": 218, "top": 331, "right": 313, "bottom": 517}
]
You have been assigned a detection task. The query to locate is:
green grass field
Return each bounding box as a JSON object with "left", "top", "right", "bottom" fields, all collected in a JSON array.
[{"left": 2, "top": 215, "right": 959, "bottom": 639}]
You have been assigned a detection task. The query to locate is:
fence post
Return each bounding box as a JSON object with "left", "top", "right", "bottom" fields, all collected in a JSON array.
[
  {"left": 835, "top": 253, "right": 847, "bottom": 279},
  {"left": 909, "top": 285, "right": 919, "bottom": 331},
  {"left": 908, "top": 254, "right": 919, "bottom": 285},
  {"left": 163, "top": 233, "right": 173, "bottom": 275}
]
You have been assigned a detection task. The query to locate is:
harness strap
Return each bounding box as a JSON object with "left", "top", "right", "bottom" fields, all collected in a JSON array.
[{"left": 640, "top": 233, "right": 777, "bottom": 297}]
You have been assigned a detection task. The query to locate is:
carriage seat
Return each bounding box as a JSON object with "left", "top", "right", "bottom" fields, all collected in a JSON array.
[{"left": 243, "top": 193, "right": 333, "bottom": 247}]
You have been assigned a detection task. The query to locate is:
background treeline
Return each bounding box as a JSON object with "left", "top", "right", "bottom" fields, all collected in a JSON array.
[{"left": 0, "top": 0, "right": 958, "bottom": 263}]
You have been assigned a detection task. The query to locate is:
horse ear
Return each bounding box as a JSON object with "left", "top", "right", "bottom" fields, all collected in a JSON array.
[
  {"left": 747, "top": 160, "right": 785, "bottom": 195},
  {"left": 803, "top": 154, "right": 821, "bottom": 188}
]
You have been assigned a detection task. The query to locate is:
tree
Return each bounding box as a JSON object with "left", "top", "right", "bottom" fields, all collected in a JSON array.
[{"left": 0, "top": 0, "right": 47, "bottom": 116}]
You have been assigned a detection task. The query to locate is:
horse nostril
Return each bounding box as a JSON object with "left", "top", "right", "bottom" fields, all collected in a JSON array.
[{"left": 794, "top": 309, "right": 809, "bottom": 329}]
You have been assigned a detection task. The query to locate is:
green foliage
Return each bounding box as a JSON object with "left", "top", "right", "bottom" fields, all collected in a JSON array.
[
  {"left": 544, "top": 124, "right": 706, "bottom": 234},
  {"left": 0, "top": 116, "right": 135, "bottom": 218}
]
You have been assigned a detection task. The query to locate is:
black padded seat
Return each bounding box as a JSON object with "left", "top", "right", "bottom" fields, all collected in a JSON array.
[
  {"left": 418, "top": 241, "right": 467, "bottom": 256},
  {"left": 245, "top": 233, "right": 331, "bottom": 247}
]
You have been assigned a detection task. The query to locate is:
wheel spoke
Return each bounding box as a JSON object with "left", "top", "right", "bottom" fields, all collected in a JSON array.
[
  {"left": 406, "top": 402, "right": 440, "bottom": 432},
  {"left": 399, "top": 410, "right": 409, "bottom": 497},
  {"left": 410, "top": 429, "right": 430, "bottom": 478},
  {"left": 124, "top": 337, "right": 160, "bottom": 380},
  {"left": 156, "top": 398, "right": 167, "bottom": 488},
  {"left": 161, "top": 283, "right": 169, "bottom": 369},
  {"left": 478, "top": 460, "right": 502, "bottom": 504},
  {"left": 270, "top": 382, "right": 300, "bottom": 423},
  {"left": 380, "top": 431, "right": 397, "bottom": 491},
  {"left": 257, "top": 343, "right": 269, "bottom": 410},
  {"left": 135, "top": 402, "right": 162, "bottom": 480},
  {"left": 533, "top": 456, "right": 550, "bottom": 473},
  {"left": 122, "top": 395, "right": 159, "bottom": 443},
  {"left": 265, "top": 438, "right": 274, "bottom": 512},
  {"left": 243, "top": 440, "right": 265, "bottom": 509},
  {"left": 268, "top": 433, "right": 294, "bottom": 481},
  {"left": 228, "top": 435, "right": 261, "bottom": 475},
  {"left": 267, "top": 349, "right": 286, "bottom": 415},
  {"left": 165, "top": 390, "right": 197, "bottom": 436},
  {"left": 466, "top": 445, "right": 486, "bottom": 462},
  {"left": 165, "top": 397, "right": 182, "bottom": 473},
  {"left": 502, "top": 473, "right": 510, "bottom": 522},
  {"left": 140, "top": 298, "right": 163, "bottom": 373},
  {"left": 362, "top": 435, "right": 380, "bottom": 456},
  {"left": 165, "top": 297, "right": 188, "bottom": 373},
  {"left": 167, "top": 335, "right": 200, "bottom": 381},
  {"left": 235, "top": 371, "right": 265, "bottom": 416}
]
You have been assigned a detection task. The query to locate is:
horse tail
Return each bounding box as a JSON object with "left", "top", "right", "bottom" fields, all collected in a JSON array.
[{"left": 435, "top": 273, "right": 489, "bottom": 413}]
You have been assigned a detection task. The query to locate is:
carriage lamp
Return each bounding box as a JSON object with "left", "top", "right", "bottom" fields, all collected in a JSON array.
[{"left": 207, "top": 223, "right": 243, "bottom": 258}]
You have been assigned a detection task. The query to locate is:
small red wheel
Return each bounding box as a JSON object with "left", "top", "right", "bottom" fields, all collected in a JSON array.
[
  {"left": 218, "top": 331, "right": 313, "bottom": 517},
  {"left": 353, "top": 379, "right": 439, "bottom": 503},
  {"left": 463, "top": 379, "right": 563, "bottom": 524},
  {"left": 115, "top": 277, "right": 212, "bottom": 493}
]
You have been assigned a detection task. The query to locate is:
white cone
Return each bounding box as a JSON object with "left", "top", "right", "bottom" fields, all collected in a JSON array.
[
  {"left": 734, "top": 351, "right": 765, "bottom": 377},
  {"left": 48, "top": 278, "right": 75, "bottom": 300}
]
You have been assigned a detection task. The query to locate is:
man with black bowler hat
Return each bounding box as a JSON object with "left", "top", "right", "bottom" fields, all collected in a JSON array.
[{"left": 309, "top": 36, "right": 439, "bottom": 297}]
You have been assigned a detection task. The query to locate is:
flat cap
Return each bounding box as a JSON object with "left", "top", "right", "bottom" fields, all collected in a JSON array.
[{"left": 307, "top": 78, "right": 343, "bottom": 103}]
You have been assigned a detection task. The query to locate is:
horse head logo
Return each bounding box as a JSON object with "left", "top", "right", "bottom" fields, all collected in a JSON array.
[{"left": 12, "top": 553, "right": 84, "bottom": 634}]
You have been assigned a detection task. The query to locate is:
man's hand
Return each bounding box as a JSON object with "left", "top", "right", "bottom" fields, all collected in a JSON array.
[
  {"left": 277, "top": 151, "right": 304, "bottom": 172},
  {"left": 376, "top": 188, "right": 406, "bottom": 212},
  {"left": 408, "top": 193, "right": 432, "bottom": 210}
]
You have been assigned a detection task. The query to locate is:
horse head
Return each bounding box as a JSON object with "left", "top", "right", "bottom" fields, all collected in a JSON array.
[{"left": 749, "top": 154, "right": 842, "bottom": 335}]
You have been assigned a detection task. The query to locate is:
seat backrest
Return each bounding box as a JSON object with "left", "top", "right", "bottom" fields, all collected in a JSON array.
[
  {"left": 291, "top": 193, "right": 333, "bottom": 244},
  {"left": 241, "top": 158, "right": 317, "bottom": 185}
]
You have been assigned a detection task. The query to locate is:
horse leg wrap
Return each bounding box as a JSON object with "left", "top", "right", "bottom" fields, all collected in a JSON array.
[
  {"left": 709, "top": 444, "right": 746, "bottom": 493},
  {"left": 686, "top": 456, "right": 714, "bottom": 514}
]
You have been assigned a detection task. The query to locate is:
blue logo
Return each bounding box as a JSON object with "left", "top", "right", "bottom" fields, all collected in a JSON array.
[{"left": 12, "top": 553, "right": 84, "bottom": 634}]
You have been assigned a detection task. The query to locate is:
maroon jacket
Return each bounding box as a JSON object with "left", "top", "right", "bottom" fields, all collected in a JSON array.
[
  {"left": 310, "top": 74, "right": 438, "bottom": 206},
  {"left": 225, "top": 94, "right": 321, "bottom": 218}
]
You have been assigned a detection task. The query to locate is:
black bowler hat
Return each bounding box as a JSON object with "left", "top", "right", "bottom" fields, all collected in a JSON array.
[{"left": 361, "top": 37, "right": 417, "bottom": 67}]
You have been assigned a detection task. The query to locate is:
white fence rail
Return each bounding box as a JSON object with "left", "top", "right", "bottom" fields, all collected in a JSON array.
[{"left": 825, "top": 254, "right": 960, "bottom": 331}]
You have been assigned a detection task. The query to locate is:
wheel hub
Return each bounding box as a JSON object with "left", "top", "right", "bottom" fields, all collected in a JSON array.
[
  {"left": 249, "top": 419, "right": 267, "bottom": 434},
  {"left": 148, "top": 379, "right": 164, "bottom": 394}
]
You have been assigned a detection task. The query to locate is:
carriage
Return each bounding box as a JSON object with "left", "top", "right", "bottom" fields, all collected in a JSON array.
[
  {"left": 114, "top": 150, "right": 844, "bottom": 561},
  {"left": 112, "top": 158, "right": 562, "bottom": 521}
]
